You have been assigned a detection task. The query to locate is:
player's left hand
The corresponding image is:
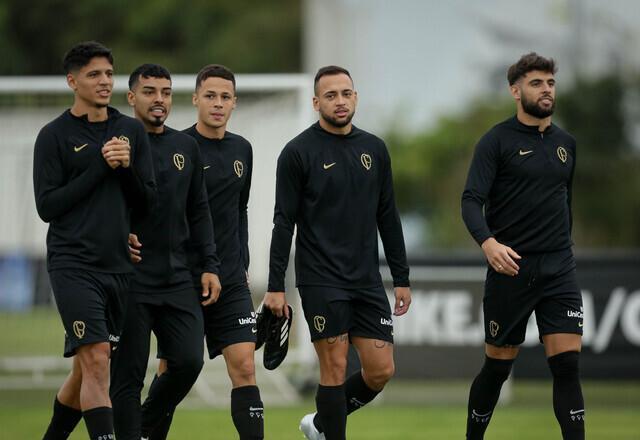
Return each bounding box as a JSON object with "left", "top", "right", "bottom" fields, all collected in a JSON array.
[
  {"left": 201, "top": 272, "right": 221, "bottom": 306},
  {"left": 393, "top": 287, "right": 411, "bottom": 316}
]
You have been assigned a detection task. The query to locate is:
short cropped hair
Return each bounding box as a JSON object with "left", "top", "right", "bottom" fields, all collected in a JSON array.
[
  {"left": 128, "top": 63, "right": 172, "bottom": 90},
  {"left": 63, "top": 41, "right": 113, "bottom": 74},
  {"left": 195, "top": 64, "right": 236, "bottom": 92},
  {"left": 507, "top": 52, "right": 557, "bottom": 85},
  {"left": 314, "top": 65, "right": 353, "bottom": 95}
]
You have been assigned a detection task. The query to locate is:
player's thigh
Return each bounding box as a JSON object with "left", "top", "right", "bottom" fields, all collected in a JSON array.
[
  {"left": 351, "top": 336, "right": 394, "bottom": 374},
  {"left": 203, "top": 283, "right": 256, "bottom": 360},
  {"left": 536, "top": 270, "right": 583, "bottom": 357},
  {"left": 49, "top": 269, "right": 112, "bottom": 357},
  {"left": 483, "top": 258, "right": 542, "bottom": 347},
  {"left": 153, "top": 289, "right": 204, "bottom": 366},
  {"left": 298, "top": 285, "right": 352, "bottom": 342}
]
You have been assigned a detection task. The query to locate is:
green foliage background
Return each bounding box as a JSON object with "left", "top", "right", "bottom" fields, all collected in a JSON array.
[
  {"left": 0, "top": 0, "right": 301, "bottom": 74},
  {"left": 387, "top": 74, "right": 640, "bottom": 249}
]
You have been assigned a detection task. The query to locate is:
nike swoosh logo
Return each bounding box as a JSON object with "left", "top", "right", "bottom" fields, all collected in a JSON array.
[
  {"left": 203, "top": 165, "right": 211, "bottom": 170},
  {"left": 74, "top": 143, "right": 88, "bottom": 152},
  {"left": 472, "top": 410, "right": 492, "bottom": 417},
  {"left": 578, "top": 322, "right": 583, "bottom": 328},
  {"left": 251, "top": 327, "right": 257, "bottom": 334},
  {"left": 323, "top": 162, "right": 336, "bottom": 169},
  {"left": 569, "top": 409, "right": 584, "bottom": 415},
  {"left": 519, "top": 149, "right": 533, "bottom": 156}
]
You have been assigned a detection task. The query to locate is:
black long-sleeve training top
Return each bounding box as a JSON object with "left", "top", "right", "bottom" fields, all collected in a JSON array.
[
  {"left": 129, "top": 126, "right": 219, "bottom": 293},
  {"left": 461, "top": 116, "right": 576, "bottom": 253},
  {"left": 33, "top": 107, "right": 156, "bottom": 273},
  {"left": 268, "top": 122, "right": 410, "bottom": 292},
  {"left": 184, "top": 126, "right": 252, "bottom": 287}
]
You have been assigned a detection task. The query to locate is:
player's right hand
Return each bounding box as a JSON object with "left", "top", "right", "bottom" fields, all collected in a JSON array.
[
  {"left": 263, "top": 291, "right": 290, "bottom": 319},
  {"left": 128, "top": 233, "right": 142, "bottom": 263},
  {"left": 201, "top": 272, "right": 221, "bottom": 306},
  {"left": 481, "top": 237, "right": 521, "bottom": 276},
  {"left": 102, "top": 137, "right": 131, "bottom": 169}
]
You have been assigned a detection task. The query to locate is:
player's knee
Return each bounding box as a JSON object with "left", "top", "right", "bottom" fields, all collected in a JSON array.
[
  {"left": 547, "top": 350, "right": 580, "bottom": 379},
  {"left": 77, "top": 344, "right": 110, "bottom": 374},
  {"left": 365, "top": 362, "right": 395, "bottom": 389},
  {"left": 482, "top": 356, "right": 514, "bottom": 384},
  {"left": 174, "top": 354, "right": 204, "bottom": 379},
  {"left": 229, "top": 357, "right": 256, "bottom": 385}
]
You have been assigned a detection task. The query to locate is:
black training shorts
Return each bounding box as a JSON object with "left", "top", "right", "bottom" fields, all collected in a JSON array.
[
  {"left": 483, "top": 248, "right": 583, "bottom": 347},
  {"left": 49, "top": 269, "right": 130, "bottom": 357},
  {"left": 201, "top": 283, "right": 257, "bottom": 359},
  {"left": 298, "top": 285, "right": 394, "bottom": 343}
]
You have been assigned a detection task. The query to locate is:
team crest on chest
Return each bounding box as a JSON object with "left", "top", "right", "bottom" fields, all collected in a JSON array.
[
  {"left": 360, "top": 153, "right": 372, "bottom": 170},
  {"left": 556, "top": 146, "right": 568, "bottom": 163},
  {"left": 234, "top": 160, "right": 244, "bottom": 178},
  {"left": 173, "top": 153, "right": 185, "bottom": 170},
  {"left": 118, "top": 135, "right": 130, "bottom": 145}
]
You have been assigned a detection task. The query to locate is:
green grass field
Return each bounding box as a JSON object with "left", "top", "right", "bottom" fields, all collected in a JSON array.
[
  {"left": 1, "top": 400, "right": 638, "bottom": 439},
  {"left": 1, "top": 309, "right": 639, "bottom": 439}
]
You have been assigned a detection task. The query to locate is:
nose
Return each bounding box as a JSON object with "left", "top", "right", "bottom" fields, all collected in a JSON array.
[{"left": 154, "top": 92, "right": 164, "bottom": 103}]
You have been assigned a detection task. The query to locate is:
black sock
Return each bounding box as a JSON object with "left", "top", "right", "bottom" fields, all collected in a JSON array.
[
  {"left": 82, "top": 407, "right": 114, "bottom": 440},
  {"left": 548, "top": 351, "right": 585, "bottom": 440},
  {"left": 315, "top": 384, "right": 347, "bottom": 440},
  {"left": 314, "top": 371, "right": 380, "bottom": 433},
  {"left": 42, "top": 397, "right": 83, "bottom": 440},
  {"left": 231, "top": 385, "right": 264, "bottom": 440},
  {"left": 466, "top": 356, "right": 514, "bottom": 440}
]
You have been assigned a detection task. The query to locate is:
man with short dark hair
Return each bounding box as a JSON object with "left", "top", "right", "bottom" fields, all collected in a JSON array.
[
  {"left": 148, "top": 64, "right": 264, "bottom": 440},
  {"left": 264, "top": 65, "right": 411, "bottom": 440},
  {"left": 35, "top": 41, "right": 156, "bottom": 440},
  {"left": 462, "top": 52, "right": 585, "bottom": 440},
  {"left": 109, "top": 63, "right": 221, "bottom": 440}
]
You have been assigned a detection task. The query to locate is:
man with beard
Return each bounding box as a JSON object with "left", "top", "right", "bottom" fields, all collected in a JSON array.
[
  {"left": 264, "top": 65, "right": 412, "bottom": 440},
  {"left": 109, "top": 64, "right": 221, "bottom": 440},
  {"left": 35, "top": 42, "right": 156, "bottom": 440},
  {"left": 461, "top": 53, "right": 585, "bottom": 440}
]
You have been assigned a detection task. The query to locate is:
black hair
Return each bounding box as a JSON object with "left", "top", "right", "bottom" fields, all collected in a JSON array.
[
  {"left": 128, "top": 63, "right": 172, "bottom": 90},
  {"left": 507, "top": 52, "right": 557, "bottom": 85},
  {"left": 63, "top": 41, "right": 113, "bottom": 73}
]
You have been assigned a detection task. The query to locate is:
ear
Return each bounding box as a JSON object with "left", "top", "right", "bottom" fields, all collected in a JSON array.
[
  {"left": 509, "top": 84, "right": 521, "bottom": 101},
  {"left": 66, "top": 73, "right": 77, "bottom": 91},
  {"left": 192, "top": 92, "right": 198, "bottom": 107},
  {"left": 312, "top": 96, "right": 319, "bottom": 112},
  {"left": 126, "top": 90, "right": 135, "bottom": 107},
  {"left": 232, "top": 95, "right": 237, "bottom": 110}
]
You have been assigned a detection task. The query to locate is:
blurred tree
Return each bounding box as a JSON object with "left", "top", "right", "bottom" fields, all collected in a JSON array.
[
  {"left": 0, "top": 0, "right": 301, "bottom": 75},
  {"left": 386, "top": 74, "right": 640, "bottom": 250}
]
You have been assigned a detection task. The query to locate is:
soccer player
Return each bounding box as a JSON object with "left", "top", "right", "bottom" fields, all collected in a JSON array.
[
  {"left": 148, "top": 64, "right": 263, "bottom": 440},
  {"left": 34, "top": 41, "right": 156, "bottom": 440},
  {"left": 461, "top": 53, "right": 585, "bottom": 440},
  {"left": 264, "top": 65, "right": 412, "bottom": 440},
  {"left": 109, "top": 64, "right": 221, "bottom": 440}
]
